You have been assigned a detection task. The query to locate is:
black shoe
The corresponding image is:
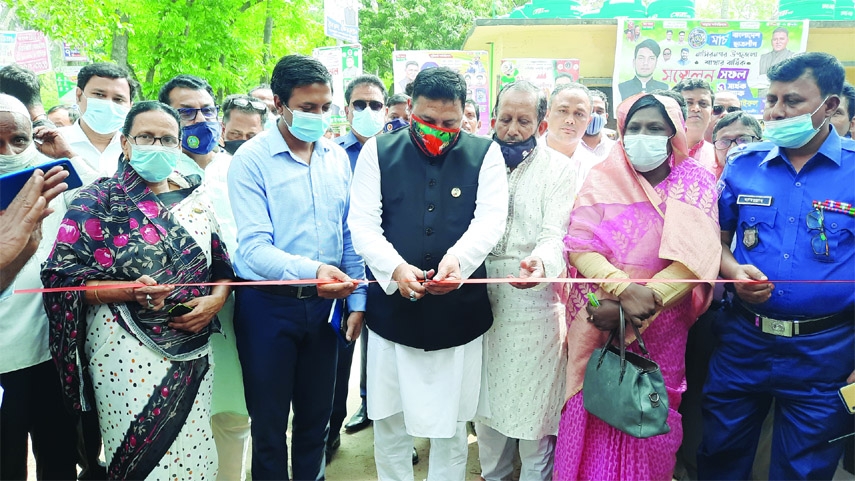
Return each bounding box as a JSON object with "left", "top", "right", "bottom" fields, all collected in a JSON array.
[
  {"left": 344, "top": 403, "right": 371, "bottom": 433},
  {"left": 325, "top": 434, "right": 341, "bottom": 465},
  {"left": 412, "top": 447, "right": 419, "bottom": 465}
]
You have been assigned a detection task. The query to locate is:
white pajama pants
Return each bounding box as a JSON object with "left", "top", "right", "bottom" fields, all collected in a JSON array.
[
  {"left": 475, "top": 422, "right": 555, "bottom": 481},
  {"left": 374, "top": 412, "right": 469, "bottom": 481},
  {"left": 211, "top": 412, "right": 251, "bottom": 481}
]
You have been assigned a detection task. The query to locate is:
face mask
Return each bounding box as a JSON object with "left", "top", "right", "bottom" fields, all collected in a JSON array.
[
  {"left": 623, "top": 134, "right": 671, "bottom": 173},
  {"left": 129, "top": 144, "right": 179, "bottom": 183},
  {"left": 264, "top": 115, "right": 278, "bottom": 131},
  {"left": 283, "top": 106, "right": 331, "bottom": 143},
  {"left": 350, "top": 108, "right": 386, "bottom": 138},
  {"left": 81, "top": 97, "right": 129, "bottom": 135},
  {"left": 409, "top": 114, "right": 461, "bottom": 157},
  {"left": 182, "top": 121, "right": 221, "bottom": 155},
  {"left": 0, "top": 143, "right": 39, "bottom": 175},
  {"left": 492, "top": 133, "right": 537, "bottom": 169},
  {"left": 223, "top": 139, "right": 247, "bottom": 156},
  {"left": 586, "top": 113, "right": 606, "bottom": 136},
  {"left": 763, "top": 96, "right": 829, "bottom": 149}
]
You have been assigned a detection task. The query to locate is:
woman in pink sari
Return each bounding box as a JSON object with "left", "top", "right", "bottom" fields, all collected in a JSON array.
[{"left": 554, "top": 93, "right": 721, "bottom": 480}]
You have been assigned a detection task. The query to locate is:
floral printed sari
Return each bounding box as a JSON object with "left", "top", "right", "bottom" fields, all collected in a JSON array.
[{"left": 42, "top": 157, "right": 233, "bottom": 480}]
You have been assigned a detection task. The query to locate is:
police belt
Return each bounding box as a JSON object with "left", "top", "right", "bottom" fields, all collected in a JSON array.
[{"left": 733, "top": 301, "right": 853, "bottom": 337}]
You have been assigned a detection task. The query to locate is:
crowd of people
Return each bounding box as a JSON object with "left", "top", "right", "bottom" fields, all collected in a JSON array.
[{"left": 0, "top": 48, "right": 852, "bottom": 481}]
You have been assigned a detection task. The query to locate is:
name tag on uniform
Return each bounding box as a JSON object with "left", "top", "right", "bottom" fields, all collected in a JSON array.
[{"left": 737, "top": 195, "right": 773, "bottom": 207}]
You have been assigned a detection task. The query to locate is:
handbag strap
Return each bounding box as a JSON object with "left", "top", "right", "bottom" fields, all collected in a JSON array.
[
  {"left": 618, "top": 306, "right": 627, "bottom": 382},
  {"left": 630, "top": 320, "right": 651, "bottom": 357}
]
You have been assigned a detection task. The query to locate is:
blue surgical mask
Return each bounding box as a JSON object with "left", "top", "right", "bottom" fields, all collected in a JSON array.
[
  {"left": 284, "top": 106, "right": 331, "bottom": 143},
  {"left": 182, "top": 121, "right": 220, "bottom": 155},
  {"left": 492, "top": 133, "right": 537, "bottom": 169},
  {"left": 82, "top": 97, "right": 129, "bottom": 135},
  {"left": 623, "top": 134, "right": 670, "bottom": 172},
  {"left": 763, "top": 96, "right": 829, "bottom": 149},
  {"left": 129, "top": 144, "right": 179, "bottom": 182},
  {"left": 350, "top": 108, "right": 385, "bottom": 138},
  {"left": 586, "top": 113, "right": 606, "bottom": 136},
  {"left": 264, "top": 115, "right": 278, "bottom": 131}
]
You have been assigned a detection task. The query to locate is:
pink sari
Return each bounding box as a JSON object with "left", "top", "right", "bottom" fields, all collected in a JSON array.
[{"left": 554, "top": 94, "right": 721, "bottom": 481}]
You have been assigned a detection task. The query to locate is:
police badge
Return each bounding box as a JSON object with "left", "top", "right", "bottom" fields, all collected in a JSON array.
[{"left": 743, "top": 226, "right": 759, "bottom": 249}]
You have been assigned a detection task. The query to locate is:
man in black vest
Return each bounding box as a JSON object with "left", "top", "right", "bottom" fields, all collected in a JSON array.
[{"left": 349, "top": 67, "right": 508, "bottom": 480}]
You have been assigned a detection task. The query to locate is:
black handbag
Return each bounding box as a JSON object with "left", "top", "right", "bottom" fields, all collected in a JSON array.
[{"left": 582, "top": 305, "right": 671, "bottom": 438}]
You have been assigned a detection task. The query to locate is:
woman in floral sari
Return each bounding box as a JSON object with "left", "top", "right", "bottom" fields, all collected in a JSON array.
[
  {"left": 42, "top": 101, "right": 234, "bottom": 480},
  {"left": 554, "top": 93, "right": 721, "bottom": 480}
]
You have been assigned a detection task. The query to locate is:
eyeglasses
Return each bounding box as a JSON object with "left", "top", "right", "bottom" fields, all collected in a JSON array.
[
  {"left": 130, "top": 134, "right": 181, "bottom": 148},
  {"left": 177, "top": 106, "right": 218, "bottom": 122},
  {"left": 352, "top": 100, "right": 384, "bottom": 112},
  {"left": 806, "top": 208, "right": 829, "bottom": 256},
  {"left": 712, "top": 105, "right": 741, "bottom": 116},
  {"left": 713, "top": 135, "right": 759, "bottom": 151},
  {"left": 226, "top": 98, "right": 267, "bottom": 112}
]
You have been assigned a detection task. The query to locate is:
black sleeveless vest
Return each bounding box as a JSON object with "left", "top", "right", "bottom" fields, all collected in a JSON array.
[{"left": 366, "top": 128, "right": 494, "bottom": 351}]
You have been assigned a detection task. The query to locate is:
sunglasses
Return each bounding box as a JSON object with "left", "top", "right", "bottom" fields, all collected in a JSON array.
[
  {"left": 712, "top": 105, "right": 741, "bottom": 116},
  {"left": 352, "top": 100, "right": 384, "bottom": 112},
  {"left": 806, "top": 208, "right": 829, "bottom": 256},
  {"left": 177, "top": 106, "right": 218, "bottom": 122},
  {"left": 227, "top": 97, "right": 267, "bottom": 112}
]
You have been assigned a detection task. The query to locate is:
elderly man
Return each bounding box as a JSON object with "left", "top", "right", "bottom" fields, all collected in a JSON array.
[
  {"left": 541, "top": 82, "right": 599, "bottom": 195},
  {"left": 672, "top": 79, "right": 717, "bottom": 175},
  {"left": 699, "top": 52, "right": 855, "bottom": 480},
  {"left": 349, "top": 66, "right": 508, "bottom": 481},
  {"left": 0, "top": 94, "right": 76, "bottom": 481},
  {"left": 474, "top": 80, "right": 577, "bottom": 481},
  {"left": 703, "top": 91, "right": 741, "bottom": 143}
]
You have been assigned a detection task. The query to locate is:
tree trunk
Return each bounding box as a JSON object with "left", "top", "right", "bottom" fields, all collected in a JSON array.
[
  {"left": 260, "top": 0, "right": 274, "bottom": 84},
  {"left": 110, "top": 12, "right": 131, "bottom": 68}
]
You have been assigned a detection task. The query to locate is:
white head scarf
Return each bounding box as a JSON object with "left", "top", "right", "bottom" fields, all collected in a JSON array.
[{"left": 0, "top": 93, "right": 40, "bottom": 174}]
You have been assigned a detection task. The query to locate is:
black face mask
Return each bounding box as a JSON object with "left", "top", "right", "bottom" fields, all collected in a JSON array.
[
  {"left": 223, "top": 139, "right": 247, "bottom": 156},
  {"left": 492, "top": 133, "right": 537, "bottom": 169}
]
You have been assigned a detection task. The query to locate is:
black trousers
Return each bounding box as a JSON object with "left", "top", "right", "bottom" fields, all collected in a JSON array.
[
  {"left": 0, "top": 360, "right": 78, "bottom": 481},
  {"left": 329, "top": 326, "right": 368, "bottom": 438}
]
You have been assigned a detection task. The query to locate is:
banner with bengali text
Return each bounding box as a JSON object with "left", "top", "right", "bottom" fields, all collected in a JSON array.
[
  {"left": 613, "top": 19, "right": 809, "bottom": 116},
  {"left": 313, "top": 44, "right": 363, "bottom": 129}
]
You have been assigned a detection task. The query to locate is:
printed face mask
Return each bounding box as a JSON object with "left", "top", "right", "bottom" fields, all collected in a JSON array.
[
  {"left": 763, "top": 96, "right": 829, "bottom": 149},
  {"left": 182, "top": 121, "right": 221, "bottom": 155},
  {"left": 586, "top": 113, "right": 606, "bottom": 136},
  {"left": 409, "top": 114, "right": 460, "bottom": 157},
  {"left": 129, "top": 144, "right": 179, "bottom": 182},
  {"left": 492, "top": 133, "right": 537, "bottom": 169},
  {"left": 623, "top": 134, "right": 670, "bottom": 173}
]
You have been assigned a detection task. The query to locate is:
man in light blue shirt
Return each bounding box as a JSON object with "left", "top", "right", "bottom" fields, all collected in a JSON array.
[{"left": 227, "top": 54, "right": 366, "bottom": 480}]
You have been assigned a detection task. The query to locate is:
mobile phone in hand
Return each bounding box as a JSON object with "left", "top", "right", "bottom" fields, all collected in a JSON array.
[
  {"left": 840, "top": 383, "right": 855, "bottom": 414},
  {"left": 328, "top": 299, "right": 353, "bottom": 348},
  {"left": 168, "top": 303, "right": 194, "bottom": 317}
]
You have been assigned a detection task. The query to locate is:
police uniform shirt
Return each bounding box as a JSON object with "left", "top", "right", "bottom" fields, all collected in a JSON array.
[{"left": 718, "top": 127, "right": 855, "bottom": 318}]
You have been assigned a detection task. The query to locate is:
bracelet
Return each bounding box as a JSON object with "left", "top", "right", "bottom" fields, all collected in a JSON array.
[{"left": 93, "top": 285, "right": 103, "bottom": 304}]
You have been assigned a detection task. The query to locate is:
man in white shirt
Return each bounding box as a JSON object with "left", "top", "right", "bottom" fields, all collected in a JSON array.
[
  {"left": 580, "top": 89, "right": 616, "bottom": 161},
  {"left": 60, "top": 62, "right": 137, "bottom": 186},
  {"left": 475, "top": 81, "right": 576, "bottom": 481},
  {"left": 349, "top": 67, "right": 508, "bottom": 481},
  {"left": 0, "top": 94, "right": 77, "bottom": 481},
  {"left": 540, "top": 82, "right": 599, "bottom": 195}
]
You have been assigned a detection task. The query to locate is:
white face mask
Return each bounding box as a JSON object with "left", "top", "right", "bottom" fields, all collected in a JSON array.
[
  {"left": 350, "top": 108, "right": 386, "bottom": 138},
  {"left": 0, "top": 143, "right": 39, "bottom": 175},
  {"left": 623, "top": 134, "right": 670, "bottom": 173}
]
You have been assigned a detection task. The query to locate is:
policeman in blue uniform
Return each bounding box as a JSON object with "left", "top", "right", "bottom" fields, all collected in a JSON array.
[{"left": 698, "top": 52, "right": 855, "bottom": 479}]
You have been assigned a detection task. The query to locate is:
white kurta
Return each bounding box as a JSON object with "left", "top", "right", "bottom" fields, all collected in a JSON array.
[
  {"left": 539, "top": 134, "right": 601, "bottom": 196},
  {"left": 349, "top": 135, "right": 508, "bottom": 438},
  {"left": 475, "top": 145, "right": 575, "bottom": 440}
]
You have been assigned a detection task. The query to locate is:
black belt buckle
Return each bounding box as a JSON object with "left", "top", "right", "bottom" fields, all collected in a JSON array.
[{"left": 295, "top": 286, "right": 314, "bottom": 299}]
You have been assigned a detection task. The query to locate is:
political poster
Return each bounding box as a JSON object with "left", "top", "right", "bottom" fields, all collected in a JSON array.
[
  {"left": 324, "top": 0, "right": 359, "bottom": 43},
  {"left": 499, "top": 58, "right": 581, "bottom": 95},
  {"left": 393, "top": 50, "right": 491, "bottom": 136},
  {"left": 0, "top": 30, "right": 52, "bottom": 74},
  {"left": 312, "top": 44, "right": 363, "bottom": 129},
  {"left": 62, "top": 42, "right": 88, "bottom": 62},
  {"left": 56, "top": 66, "right": 83, "bottom": 104},
  {"left": 612, "top": 19, "right": 809, "bottom": 116}
]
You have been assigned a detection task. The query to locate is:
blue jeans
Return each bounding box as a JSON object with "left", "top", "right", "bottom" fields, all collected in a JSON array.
[
  {"left": 234, "top": 288, "right": 337, "bottom": 481},
  {"left": 698, "top": 308, "right": 854, "bottom": 480}
]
